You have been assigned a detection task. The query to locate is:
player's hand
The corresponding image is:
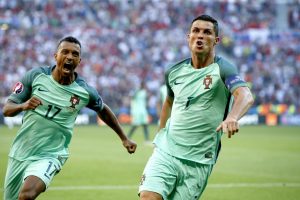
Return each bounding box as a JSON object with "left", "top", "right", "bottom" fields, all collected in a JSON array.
[
  {"left": 122, "top": 139, "right": 137, "bottom": 154},
  {"left": 22, "top": 96, "right": 42, "bottom": 111},
  {"left": 216, "top": 117, "right": 239, "bottom": 138}
]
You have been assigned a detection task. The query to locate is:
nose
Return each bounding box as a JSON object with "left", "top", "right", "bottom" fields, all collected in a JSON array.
[
  {"left": 66, "top": 53, "right": 73, "bottom": 60},
  {"left": 197, "top": 32, "right": 204, "bottom": 39}
]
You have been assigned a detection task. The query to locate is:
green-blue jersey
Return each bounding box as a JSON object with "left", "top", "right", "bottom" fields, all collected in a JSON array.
[
  {"left": 130, "top": 89, "right": 148, "bottom": 125},
  {"left": 8, "top": 66, "right": 104, "bottom": 162},
  {"left": 154, "top": 56, "right": 248, "bottom": 164}
]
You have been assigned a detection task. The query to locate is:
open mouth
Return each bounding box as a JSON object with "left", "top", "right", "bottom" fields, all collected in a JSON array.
[
  {"left": 196, "top": 41, "right": 203, "bottom": 47},
  {"left": 63, "top": 63, "right": 74, "bottom": 73}
]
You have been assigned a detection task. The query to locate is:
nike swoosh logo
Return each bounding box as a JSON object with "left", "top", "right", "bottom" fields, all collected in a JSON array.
[
  {"left": 38, "top": 87, "right": 48, "bottom": 92},
  {"left": 174, "top": 80, "right": 184, "bottom": 85}
]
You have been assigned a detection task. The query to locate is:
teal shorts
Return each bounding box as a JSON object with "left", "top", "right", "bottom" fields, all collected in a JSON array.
[
  {"left": 4, "top": 157, "right": 64, "bottom": 200},
  {"left": 139, "top": 148, "right": 213, "bottom": 200}
]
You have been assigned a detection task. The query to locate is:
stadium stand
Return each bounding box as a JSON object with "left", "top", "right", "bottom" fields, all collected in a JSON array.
[{"left": 0, "top": 0, "right": 299, "bottom": 125}]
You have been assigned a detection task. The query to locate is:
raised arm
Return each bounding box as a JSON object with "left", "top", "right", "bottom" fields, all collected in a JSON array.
[
  {"left": 97, "top": 104, "right": 137, "bottom": 154},
  {"left": 216, "top": 86, "right": 254, "bottom": 138}
]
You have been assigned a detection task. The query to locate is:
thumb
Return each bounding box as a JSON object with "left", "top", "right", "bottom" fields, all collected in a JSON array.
[{"left": 216, "top": 124, "right": 222, "bottom": 132}]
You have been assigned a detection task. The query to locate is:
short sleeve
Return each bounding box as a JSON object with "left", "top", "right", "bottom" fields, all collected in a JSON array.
[
  {"left": 8, "top": 67, "right": 43, "bottom": 103},
  {"left": 216, "top": 57, "right": 248, "bottom": 93},
  {"left": 86, "top": 86, "right": 104, "bottom": 112}
]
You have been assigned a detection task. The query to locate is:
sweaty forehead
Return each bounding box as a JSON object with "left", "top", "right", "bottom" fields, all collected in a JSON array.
[
  {"left": 57, "top": 41, "right": 81, "bottom": 52},
  {"left": 191, "top": 20, "right": 214, "bottom": 30}
]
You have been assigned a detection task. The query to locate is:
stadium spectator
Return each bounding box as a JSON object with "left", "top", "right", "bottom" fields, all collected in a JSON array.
[{"left": 0, "top": 0, "right": 299, "bottom": 118}]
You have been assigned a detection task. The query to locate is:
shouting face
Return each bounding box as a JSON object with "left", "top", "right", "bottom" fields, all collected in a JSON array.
[
  {"left": 54, "top": 41, "right": 81, "bottom": 78},
  {"left": 187, "top": 20, "right": 219, "bottom": 57}
]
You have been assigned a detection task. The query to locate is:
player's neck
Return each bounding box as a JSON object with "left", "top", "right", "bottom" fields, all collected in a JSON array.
[
  {"left": 191, "top": 52, "right": 215, "bottom": 69},
  {"left": 58, "top": 75, "right": 75, "bottom": 85},
  {"left": 52, "top": 69, "right": 75, "bottom": 85}
]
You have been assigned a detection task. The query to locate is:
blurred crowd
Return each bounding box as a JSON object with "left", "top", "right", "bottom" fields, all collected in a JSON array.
[{"left": 0, "top": 0, "right": 299, "bottom": 119}]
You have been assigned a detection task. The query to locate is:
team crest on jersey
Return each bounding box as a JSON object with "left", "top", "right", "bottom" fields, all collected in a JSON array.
[
  {"left": 203, "top": 75, "right": 212, "bottom": 89},
  {"left": 70, "top": 95, "right": 80, "bottom": 108},
  {"left": 13, "top": 82, "right": 24, "bottom": 94}
]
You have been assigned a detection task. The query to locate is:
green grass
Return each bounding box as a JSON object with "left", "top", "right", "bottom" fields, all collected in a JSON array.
[{"left": 1, "top": 125, "right": 300, "bottom": 200}]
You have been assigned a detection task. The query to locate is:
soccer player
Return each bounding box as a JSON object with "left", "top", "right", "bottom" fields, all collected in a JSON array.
[
  {"left": 139, "top": 14, "right": 254, "bottom": 200},
  {"left": 2, "top": 36, "right": 137, "bottom": 200},
  {"left": 127, "top": 81, "right": 150, "bottom": 143}
]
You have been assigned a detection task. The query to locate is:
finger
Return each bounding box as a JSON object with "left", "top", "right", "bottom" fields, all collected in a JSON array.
[
  {"left": 222, "top": 123, "right": 228, "bottom": 133},
  {"left": 28, "top": 102, "right": 39, "bottom": 109},
  {"left": 236, "top": 123, "right": 239, "bottom": 132},
  {"left": 132, "top": 145, "right": 137, "bottom": 152},
  {"left": 29, "top": 100, "right": 41, "bottom": 107},
  {"left": 216, "top": 124, "right": 222, "bottom": 132},
  {"left": 227, "top": 123, "right": 233, "bottom": 137},
  {"left": 230, "top": 123, "right": 239, "bottom": 136},
  {"left": 128, "top": 145, "right": 136, "bottom": 153},
  {"left": 31, "top": 97, "right": 43, "bottom": 105}
]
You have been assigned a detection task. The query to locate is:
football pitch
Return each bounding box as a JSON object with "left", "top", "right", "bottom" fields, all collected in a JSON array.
[{"left": 1, "top": 125, "right": 299, "bottom": 200}]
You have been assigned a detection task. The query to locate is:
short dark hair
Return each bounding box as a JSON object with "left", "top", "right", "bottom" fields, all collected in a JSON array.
[
  {"left": 57, "top": 36, "right": 81, "bottom": 50},
  {"left": 191, "top": 14, "right": 219, "bottom": 37}
]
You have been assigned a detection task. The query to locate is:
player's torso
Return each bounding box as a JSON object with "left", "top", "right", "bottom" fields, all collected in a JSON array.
[
  {"left": 30, "top": 73, "right": 89, "bottom": 129},
  {"left": 158, "top": 62, "right": 230, "bottom": 163},
  {"left": 168, "top": 62, "right": 229, "bottom": 127}
]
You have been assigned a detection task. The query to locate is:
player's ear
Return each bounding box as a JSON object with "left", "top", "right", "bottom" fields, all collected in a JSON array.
[
  {"left": 214, "top": 37, "right": 220, "bottom": 45},
  {"left": 54, "top": 53, "right": 57, "bottom": 61}
]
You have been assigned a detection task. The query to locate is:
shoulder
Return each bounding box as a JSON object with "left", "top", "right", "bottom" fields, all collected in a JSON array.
[
  {"left": 27, "top": 66, "right": 51, "bottom": 75},
  {"left": 215, "top": 56, "right": 237, "bottom": 71},
  {"left": 165, "top": 58, "right": 190, "bottom": 76},
  {"left": 75, "top": 74, "right": 99, "bottom": 97},
  {"left": 75, "top": 74, "right": 104, "bottom": 112},
  {"left": 215, "top": 56, "right": 248, "bottom": 92},
  {"left": 23, "top": 66, "right": 52, "bottom": 82},
  {"left": 215, "top": 56, "right": 239, "bottom": 80}
]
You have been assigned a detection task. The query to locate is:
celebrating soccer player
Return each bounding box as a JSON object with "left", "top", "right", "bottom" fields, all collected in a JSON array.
[
  {"left": 139, "top": 14, "right": 254, "bottom": 200},
  {"left": 3, "top": 36, "right": 137, "bottom": 200}
]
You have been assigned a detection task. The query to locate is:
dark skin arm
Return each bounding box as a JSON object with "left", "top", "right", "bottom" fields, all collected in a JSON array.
[
  {"left": 216, "top": 86, "right": 254, "bottom": 138},
  {"left": 97, "top": 104, "right": 137, "bottom": 154},
  {"left": 3, "top": 97, "right": 42, "bottom": 117}
]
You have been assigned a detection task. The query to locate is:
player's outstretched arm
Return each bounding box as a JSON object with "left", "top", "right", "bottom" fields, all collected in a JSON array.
[
  {"left": 97, "top": 104, "right": 137, "bottom": 154},
  {"left": 216, "top": 86, "right": 254, "bottom": 138},
  {"left": 3, "top": 97, "right": 42, "bottom": 117}
]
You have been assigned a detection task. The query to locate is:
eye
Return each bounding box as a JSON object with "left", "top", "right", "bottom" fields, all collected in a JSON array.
[
  {"left": 204, "top": 29, "right": 212, "bottom": 35},
  {"left": 61, "top": 49, "right": 68, "bottom": 54},
  {"left": 191, "top": 27, "right": 200, "bottom": 33},
  {"left": 72, "top": 52, "right": 79, "bottom": 57}
]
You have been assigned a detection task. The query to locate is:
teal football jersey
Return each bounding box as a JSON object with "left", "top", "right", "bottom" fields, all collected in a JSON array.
[
  {"left": 154, "top": 56, "right": 248, "bottom": 164},
  {"left": 130, "top": 89, "right": 148, "bottom": 125},
  {"left": 8, "top": 66, "right": 104, "bottom": 161},
  {"left": 131, "top": 89, "right": 147, "bottom": 113}
]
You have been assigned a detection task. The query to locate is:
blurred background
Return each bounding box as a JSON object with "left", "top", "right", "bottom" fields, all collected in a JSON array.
[
  {"left": 0, "top": 0, "right": 299, "bottom": 126},
  {"left": 0, "top": 1, "right": 300, "bottom": 200}
]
